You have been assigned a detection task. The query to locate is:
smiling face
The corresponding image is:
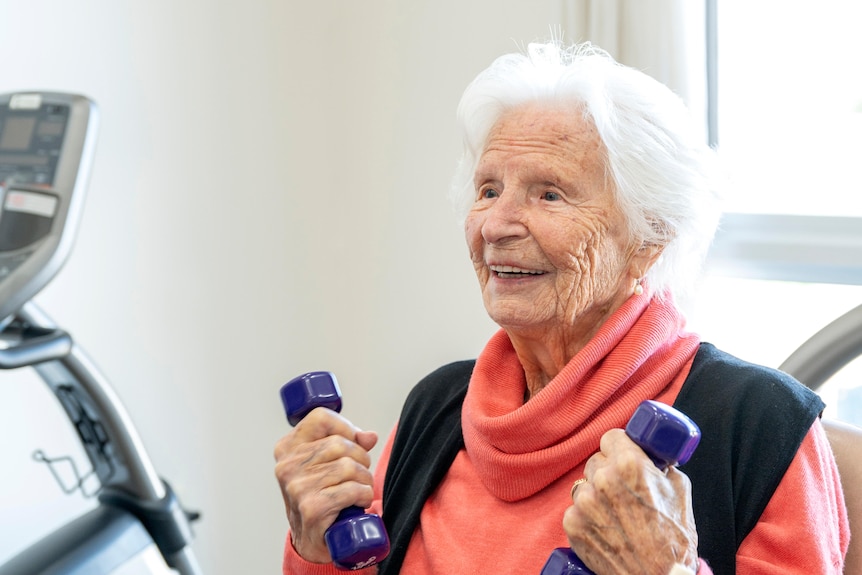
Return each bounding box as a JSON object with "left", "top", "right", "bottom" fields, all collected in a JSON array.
[{"left": 465, "top": 104, "right": 658, "bottom": 348}]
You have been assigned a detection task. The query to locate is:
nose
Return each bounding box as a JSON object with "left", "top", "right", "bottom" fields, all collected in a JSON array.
[{"left": 480, "top": 193, "right": 529, "bottom": 245}]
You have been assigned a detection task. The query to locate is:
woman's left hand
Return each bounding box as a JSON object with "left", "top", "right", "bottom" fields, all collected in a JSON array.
[{"left": 563, "top": 428, "right": 699, "bottom": 575}]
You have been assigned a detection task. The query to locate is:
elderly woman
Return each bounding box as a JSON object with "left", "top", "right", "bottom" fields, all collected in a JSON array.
[{"left": 274, "top": 42, "right": 849, "bottom": 574}]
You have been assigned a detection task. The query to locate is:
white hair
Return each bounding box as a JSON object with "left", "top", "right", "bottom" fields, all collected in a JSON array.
[{"left": 450, "top": 41, "right": 724, "bottom": 305}]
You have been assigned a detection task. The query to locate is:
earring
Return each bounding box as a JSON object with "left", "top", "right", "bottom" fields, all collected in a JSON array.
[{"left": 633, "top": 279, "right": 644, "bottom": 296}]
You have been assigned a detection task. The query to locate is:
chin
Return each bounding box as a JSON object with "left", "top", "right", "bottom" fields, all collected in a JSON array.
[{"left": 486, "top": 309, "right": 552, "bottom": 331}]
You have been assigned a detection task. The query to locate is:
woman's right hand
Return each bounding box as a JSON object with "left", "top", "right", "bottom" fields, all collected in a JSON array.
[
  {"left": 274, "top": 407, "right": 379, "bottom": 564},
  {"left": 563, "top": 428, "right": 699, "bottom": 575}
]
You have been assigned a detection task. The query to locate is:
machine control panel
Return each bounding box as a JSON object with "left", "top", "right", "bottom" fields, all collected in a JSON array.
[{"left": 0, "top": 92, "right": 98, "bottom": 324}]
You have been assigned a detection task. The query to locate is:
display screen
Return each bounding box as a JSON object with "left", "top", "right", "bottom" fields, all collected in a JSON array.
[
  {"left": 0, "top": 117, "right": 36, "bottom": 151},
  {"left": 0, "top": 104, "right": 67, "bottom": 186}
]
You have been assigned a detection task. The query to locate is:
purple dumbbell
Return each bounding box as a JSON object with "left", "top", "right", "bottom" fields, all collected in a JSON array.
[
  {"left": 540, "top": 400, "right": 701, "bottom": 575},
  {"left": 280, "top": 371, "right": 390, "bottom": 571}
]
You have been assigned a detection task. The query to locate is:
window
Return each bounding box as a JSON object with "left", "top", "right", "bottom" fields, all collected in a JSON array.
[
  {"left": 715, "top": 0, "right": 862, "bottom": 217},
  {"left": 690, "top": 0, "right": 862, "bottom": 425}
]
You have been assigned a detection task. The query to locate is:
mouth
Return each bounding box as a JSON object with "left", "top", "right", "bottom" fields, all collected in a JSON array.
[{"left": 489, "top": 264, "right": 547, "bottom": 279}]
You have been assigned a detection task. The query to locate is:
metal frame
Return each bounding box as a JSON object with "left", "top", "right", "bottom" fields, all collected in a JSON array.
[
  {"left": 778, "top": 303, "right": 862, "bottom": 390},
  {"left": 706, "top": 212, "right": 862, "bottom": 286},
  {"left": 0, "top": 301, "right": 202, "bottom": 574},
  {"left": 1, "top": 90, "right": 202, "bottom": 573}
]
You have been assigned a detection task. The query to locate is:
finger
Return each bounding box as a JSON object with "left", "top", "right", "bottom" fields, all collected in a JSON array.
[
  {"left": 283, "top": 455, "right": 376, "bottom": 508},
  {"left": 594, "top": 427, "right": 666, "bottom": 484},
  {"left": 276, "top": 432, "right": 374, "bottom": 477},
  {"left": 582, "top": 450, "right": 606, "bottom": 482},
  {"left": 562, "top": 490, "right": 601, "bottom": 548},
  {"left": 274, "top": 408, "right": 367, "bottom": 461},
  {"left": 570, "top": 477, "right": 588, "bottom": 501},
  {"left": 355, "top": 430, "right": 379, "bottom": 452},
  {"left": 293, "top": 407, "right": 366, "bottom": 442},
  {"left": 582, "top": 428, "right": 631, "bottom": 481},
  {"left": 598, "top": 427, "right": 636, "bottom": 456}
]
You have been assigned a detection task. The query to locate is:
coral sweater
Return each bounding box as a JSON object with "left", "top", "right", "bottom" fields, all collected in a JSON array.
[{"left": 283, "top": 295, "right": 849, "bottom": 574}]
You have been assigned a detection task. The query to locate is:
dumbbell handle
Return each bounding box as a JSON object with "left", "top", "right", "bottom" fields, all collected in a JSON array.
[
  {"left": 540, "top": 400, "right": 701, "bottom": 575},
  {"left": 280, "top": 371, "right": 390, "bottom": 570}
]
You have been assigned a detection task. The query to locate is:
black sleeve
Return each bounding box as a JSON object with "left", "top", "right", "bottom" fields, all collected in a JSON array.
[{"left": 378, "top": 360, "right": 473, "bottom": 575}]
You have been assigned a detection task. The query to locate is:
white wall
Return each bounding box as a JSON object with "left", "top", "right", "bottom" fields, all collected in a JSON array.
[{"left": 0, "top": 2, "right": 561, "bottom": 573}]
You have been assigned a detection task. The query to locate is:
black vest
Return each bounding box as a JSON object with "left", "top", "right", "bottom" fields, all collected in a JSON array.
[{"left": 379, "top": 343, "right": 823, "bottom": 575}]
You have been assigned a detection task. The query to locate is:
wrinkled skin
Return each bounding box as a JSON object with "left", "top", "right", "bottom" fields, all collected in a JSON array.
[
  {"left": 464, "top": 103, "right": 661, "bottom": 397},
  {"left": 273, "top": 407, "right": 378, "bottom": 564},
  {"left": 566, "top": 430, "right": 700, "bottom": 574}
]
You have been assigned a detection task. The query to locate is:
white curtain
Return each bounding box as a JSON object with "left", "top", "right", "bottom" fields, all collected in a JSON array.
[{"left": 560, "top": 0, "right": 707, "bottom": 135}]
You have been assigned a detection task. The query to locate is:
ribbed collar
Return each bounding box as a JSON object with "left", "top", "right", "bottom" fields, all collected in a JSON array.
[{"left": 461, "top": 293, "right": 699, "bottom": 501}]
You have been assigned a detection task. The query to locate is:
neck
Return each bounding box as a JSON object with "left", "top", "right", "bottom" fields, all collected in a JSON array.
[
  {"left": 504, "top": 289, "right": 645, "bottom": 399},
  {"left": 507, "top": 318, "right": 610, "bottom": 400}
]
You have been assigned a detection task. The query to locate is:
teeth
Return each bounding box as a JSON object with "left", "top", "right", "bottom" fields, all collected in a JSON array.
[{"left": 489, "top": 265, "right": 544, "bottom": 275}]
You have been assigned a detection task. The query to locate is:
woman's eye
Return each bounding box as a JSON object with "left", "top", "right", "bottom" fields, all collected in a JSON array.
[
  {"left": 480, "top": 188, "right": 499, "bottom": 199},
  {"left": 542, "top": 190, "right": 561, "bottom": 201}
]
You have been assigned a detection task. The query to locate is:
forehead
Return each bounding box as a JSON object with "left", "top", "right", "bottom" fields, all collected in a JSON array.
[{"left": 477, "top": 103, "right": 606, "bottom": 180}]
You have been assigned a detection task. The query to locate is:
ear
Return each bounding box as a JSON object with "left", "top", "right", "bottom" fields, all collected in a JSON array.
[{"left": 629, "top": 242, "right": 665, "bottom": 280}]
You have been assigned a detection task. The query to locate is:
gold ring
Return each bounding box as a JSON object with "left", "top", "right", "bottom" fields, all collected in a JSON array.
[{"left": 570, "top": 477, "right": 587, "bottom": 498}]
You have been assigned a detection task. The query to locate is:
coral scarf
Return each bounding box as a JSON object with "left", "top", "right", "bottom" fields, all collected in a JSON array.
[{"left": 461, "top": 293, "right": 700, "bottom": 502}]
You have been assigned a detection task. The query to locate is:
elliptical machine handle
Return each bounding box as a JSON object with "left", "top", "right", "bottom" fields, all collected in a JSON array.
[{"left": 0, "top": 324, "right": 72, "bottom": 369}]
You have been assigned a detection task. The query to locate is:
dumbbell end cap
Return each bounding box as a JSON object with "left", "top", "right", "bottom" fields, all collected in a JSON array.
[
  {"left": 280, "top": 371, "right": 343, "bottom": 426},
  {"left": 626, "top": 400, "right": 701, "bottom": 468},
  {"left": 325, "top": 512, "right": 390, "bottom": 570},
  {"left": 540, "top": 547, "right": 595, "bottom": 575}
]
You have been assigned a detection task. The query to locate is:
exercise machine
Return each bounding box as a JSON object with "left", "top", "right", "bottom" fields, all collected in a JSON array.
[{"left": 0, "top": 92, "right": 202, "bottom": 574}]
